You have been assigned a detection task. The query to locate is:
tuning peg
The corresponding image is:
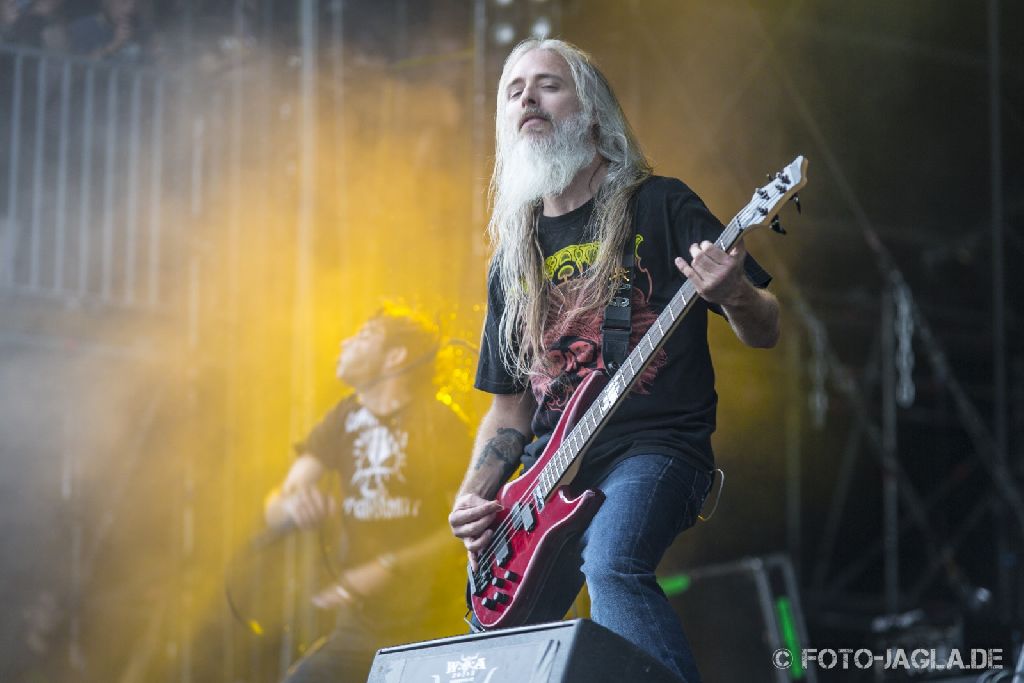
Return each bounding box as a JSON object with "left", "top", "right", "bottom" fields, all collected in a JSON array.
[
  {"left": 791, "top": 193, "right": 802, "bottom": 214},
  {"left": 770, "top": 216, "right": 786, "bottom": 235}
]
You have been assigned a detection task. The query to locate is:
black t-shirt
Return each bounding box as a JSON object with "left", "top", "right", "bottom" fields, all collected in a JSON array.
[
  {"left": 475, "top": 176, "right": 771, "bottom": 477},
  {"left": 296, "top": 393, "right": 471, "bottom": 621}
]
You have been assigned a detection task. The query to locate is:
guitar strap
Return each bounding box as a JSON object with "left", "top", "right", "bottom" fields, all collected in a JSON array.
[
  {"left": 601, "top": 190, "right": 640, "bottom": 373},
  {"left": 598, "top": 187, "right": 727, "bottom": 523}
]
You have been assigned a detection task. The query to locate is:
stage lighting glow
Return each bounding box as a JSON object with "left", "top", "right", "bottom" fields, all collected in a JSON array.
[
  {"left": 531, "top": 17, "right": 551, "bottom": 39},
  {"left": 492, "top": 23, "right": 516, "bottom": 46}
]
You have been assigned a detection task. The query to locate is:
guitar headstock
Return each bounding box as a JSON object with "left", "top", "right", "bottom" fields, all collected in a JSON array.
[{"left": 740, "top": 155, "right": 808, "bottom": 236}]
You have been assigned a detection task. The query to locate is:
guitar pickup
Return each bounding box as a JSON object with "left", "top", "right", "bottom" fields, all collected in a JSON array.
[
  {"left": 519, "top": 502, "right": 536, "bottom": 531},
  {"left": 509, "top": 502, "right": 523, "bottom": 530},
  {"left": 533, "top": 488, "right": 545, "bottom": 512},
  {"left": 494, "top": 540, "right": 512, "bottom": 567},
  {"left": 510, "top": 502, "right": 537, "bottom": 532}
]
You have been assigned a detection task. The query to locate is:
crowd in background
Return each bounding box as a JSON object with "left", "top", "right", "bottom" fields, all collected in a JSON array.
[
  {"left": 0, "top": 0, "right": 270, "bottom": 69},
  {"left": 1, "top": 0, "right": 143, "bottom": 60}
]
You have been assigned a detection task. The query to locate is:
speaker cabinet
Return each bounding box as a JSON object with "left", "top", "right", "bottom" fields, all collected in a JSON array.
[
  {"left": 368, "top": 618, "right": 682, "bottom": 683},
  {"left": 667, "top": 554, "right": 816, "bottom": 682}
]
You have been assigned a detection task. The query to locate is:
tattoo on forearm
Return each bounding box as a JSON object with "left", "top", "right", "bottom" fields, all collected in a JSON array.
[{"left": 474, "top": 428, "right": 527, "bottom": 480}]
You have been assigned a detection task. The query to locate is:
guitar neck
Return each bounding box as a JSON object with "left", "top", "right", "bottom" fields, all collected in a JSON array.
[{"left": 533, "top": 214, "right": 746, "bottom": 499}]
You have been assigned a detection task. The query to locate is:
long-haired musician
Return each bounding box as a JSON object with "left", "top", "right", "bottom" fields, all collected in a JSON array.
[
  {"left": 448, "top": 39, "right": 780, "bottom": 683},
  {"left": 265, "top": 305, "right": 470, "bottom": 682}
]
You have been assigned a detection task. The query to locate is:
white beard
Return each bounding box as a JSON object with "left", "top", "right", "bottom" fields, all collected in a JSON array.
[{"left": 495, "top": 110, "right": 596, "bottom": 214}]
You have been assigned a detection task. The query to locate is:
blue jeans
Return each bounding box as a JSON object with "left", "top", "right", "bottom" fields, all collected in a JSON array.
[{"left": 566, "top": 454, "right": 712, "bottom": 683}]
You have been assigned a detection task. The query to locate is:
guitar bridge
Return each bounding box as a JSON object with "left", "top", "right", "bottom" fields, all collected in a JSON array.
[{"left": 468, "top": 564, "right": 491, "bottom": 596}]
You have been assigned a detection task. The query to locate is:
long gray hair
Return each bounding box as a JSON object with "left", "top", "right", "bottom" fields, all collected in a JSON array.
[{"left": 488, "top": 38, "right": 652, "bottom": 379}]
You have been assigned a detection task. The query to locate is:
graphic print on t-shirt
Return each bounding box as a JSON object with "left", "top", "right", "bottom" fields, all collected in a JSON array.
[
  {"left": 531, "top": 233, "right": 667, "bottom": 412},
  {"left": 545, "top": 240, "right": 601, "bottom": 283},
  {"left": 342, "top": 406, "right": 422, "bottom": 521}
]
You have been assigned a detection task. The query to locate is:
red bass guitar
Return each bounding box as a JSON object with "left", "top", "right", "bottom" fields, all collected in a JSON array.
[{"left": 468, "top": 156, "right": 809, "bottom": 629}]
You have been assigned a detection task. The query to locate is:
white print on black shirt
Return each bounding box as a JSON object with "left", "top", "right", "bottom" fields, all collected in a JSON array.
[{"left": 342, "top": 406, "right": 422, "bottom": 521}]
